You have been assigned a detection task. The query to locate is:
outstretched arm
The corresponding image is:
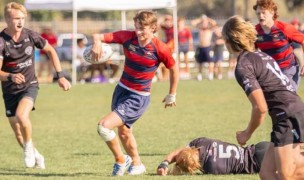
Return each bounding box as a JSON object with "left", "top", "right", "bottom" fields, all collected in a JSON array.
[{"left": 157, "top": 147, "right": 187, "bottom": 176}]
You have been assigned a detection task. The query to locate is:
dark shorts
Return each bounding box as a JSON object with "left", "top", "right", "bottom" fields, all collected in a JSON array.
[
  {"left": 3, "top": 86, "right": 38, "bottom": 117},
  {"left": 270, "top": 111, "right": 304, "bottom": 147},
  {"left": 195, "top": 46, "right": 213, "bottom": 63},
  {"left": 178, "top": 43, "right": 189, "bottom": 53},
  {"left": 111, "top": 85, "right": 150, "bottom": 128}
]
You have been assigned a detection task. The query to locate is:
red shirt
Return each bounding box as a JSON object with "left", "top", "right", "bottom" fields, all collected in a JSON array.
[
  {"left": 104, "top": 31, "right": 175, "bottom": 92},
  {"left": 40, "top": 32, "right": 57, "bottom": 55},
  {"left": 255, "top": 20, "right": 304, "bottom": 69}
]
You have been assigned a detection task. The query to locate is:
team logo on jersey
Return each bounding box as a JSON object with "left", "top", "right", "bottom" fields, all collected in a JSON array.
[
  {"left": 25, "top": 46, "right": 33, "bottom": 55},
  {"left": 24, "top": 38, "right": 30, "bottom": 42},
  {"left": 128, "top": 44, "right": 136, "bottom": 52},
  {"left": 256, "top": 35, "right": 263, "bottom": 41}
]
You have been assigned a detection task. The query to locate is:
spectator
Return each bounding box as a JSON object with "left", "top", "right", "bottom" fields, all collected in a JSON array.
[
  {"left": 211, "top": 26, "right": 225, "bottom": 80},
  {"left": 192, "top": 14, "right": 217, "bottom": 81},
  {"left": 38, "top": 26, "right": 57, "bottom": 83},
  {"left": 253, "top": 0, "right": 304, "bottom": 90},
  {"left": 76, "top": 38, "right": 89, "bottom": 82},
  {"left": 177, "top": 17, "right": 193, "bottom": 79},
  {"left": 157, "top": 14, "right": 174, "bottom": 81}
]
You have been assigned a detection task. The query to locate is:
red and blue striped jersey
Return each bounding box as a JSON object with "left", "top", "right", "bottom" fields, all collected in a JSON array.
[
  {"left": 104, "top": 31, "right": 175, "bottom": 93},
  {"left": 255, "top": 20, "right": 304, "bottom": 69}
]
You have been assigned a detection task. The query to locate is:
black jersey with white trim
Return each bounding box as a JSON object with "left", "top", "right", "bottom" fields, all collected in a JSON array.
[
  {"left": 235, "top": 50, "right": 304, "bottom": 117},
  {"left": 189, "top": 137, "right": 258, "bottom": 174},
  {"left": 0, "top": 28, "right": 46, "bottom": 94}
]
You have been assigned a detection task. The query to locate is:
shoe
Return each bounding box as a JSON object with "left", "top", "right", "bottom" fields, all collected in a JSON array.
[
  {"left": 127, "top": 163, "right": 146, "bottom": 175},
  {"left": 35, "top": 154, "right": 45, "bottom": 169},
  {"left": 197, "top": 73, "right": 202, "bottom": 81},
  {"left": 112, "top": 155, "right": 132, "bottom": 176},
  {"left": 23, "top": 142, "right": 35, "bottom": 168}
]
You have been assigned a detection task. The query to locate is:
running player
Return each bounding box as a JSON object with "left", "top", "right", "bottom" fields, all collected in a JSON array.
[
  {"left": 0, "top": 2, "right": 71, "bottom": 169},
  {"left": 91, "top": 10, "right": 179, "bottom": 176},
  {"left": 253, "top": 0, "right": 304, "bottom": 90},
  {"left": 157, "top": 137, "right": 269, "bottom": 175},
  {"left": 222, "top": 15, "right": 304, "bottom": 180}
]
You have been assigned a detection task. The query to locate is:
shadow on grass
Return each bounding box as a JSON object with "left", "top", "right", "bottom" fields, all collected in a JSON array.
[
  {"left": 140, "top": 153, "right": 167, "bottom": 156},
  {"left": 0, "top": 168, "right": 96, "bottom": 177}
]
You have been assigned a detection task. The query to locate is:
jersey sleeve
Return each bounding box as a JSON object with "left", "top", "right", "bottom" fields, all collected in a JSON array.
[
  {"left": 282, "top": 22, "right": 304, "bottom": 44},
  {"left": 155, "top": 39, "right": 176, "bottom": 69},
  {"left": 29, "top": 30, "right": 47, "bottom": 49},
  {"left": 104, "top": 31, "right": 135, "bottom": 44},
  {"left": 235, "top": 54, "right": 261, "bottom": 96}
]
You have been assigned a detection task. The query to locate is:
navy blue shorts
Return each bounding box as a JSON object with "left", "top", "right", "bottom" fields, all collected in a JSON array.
[
  {"left": 3, "top": 85, "right": 38, "bottom": 117},
  {"left": 195, "top": 46, "right": 213, "bottom": 63},
  {"left": 111, "top": 85, "right": 150, "bottom": 128}
]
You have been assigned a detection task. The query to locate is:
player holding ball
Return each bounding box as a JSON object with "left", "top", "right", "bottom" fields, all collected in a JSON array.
[{"left": 90, "top": 10, "right": 179, "bottom": 176}]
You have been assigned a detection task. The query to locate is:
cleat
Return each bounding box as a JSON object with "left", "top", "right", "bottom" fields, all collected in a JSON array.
[
  {"left": 112, "top": 155, "right": 132, "bottom": 176},
  {"left": 23, "top": 142, "right": 35, "bottom": 168},
  {"left": 128, "top": 163, "right": 146, "bottom": 175},
  {"left": 35, "top": 154, "right": 45, "bottom": 169}
]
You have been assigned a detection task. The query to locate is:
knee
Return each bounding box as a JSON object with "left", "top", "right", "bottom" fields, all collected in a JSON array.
[
  {"left": 97, "top": 124, "right": 116, "bottom": 142},
  {"left": 15, "top": 113, "right": 29, "bottom": 124},
  {"left": 118, "top": 128, "right": 131, "bottom": 140}
]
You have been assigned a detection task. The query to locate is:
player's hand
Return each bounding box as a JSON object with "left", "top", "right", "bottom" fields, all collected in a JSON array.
[
  {"left": 91, "top": 41, "right": 103, "bottom": 62},
  {"left": 157, "top": 161, "right": 169, "bottom": 176},
  {"left": 11, "top": 73, "right": 25, "bottom": 84},
  {"left": 162, "top": 94, "right": 176, "bottom": 108},
  {"left": 157, "top": 167, "right": 169, "bottom": 176},
  {"left": 58, "top": 78, "right": 71, "bottom": 91},
  {"left": 236, "top": 130, "right": 251, "bottom": 146}
]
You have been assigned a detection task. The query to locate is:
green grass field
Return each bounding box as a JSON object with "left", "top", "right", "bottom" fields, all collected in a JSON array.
[{"left": 1, "top": 79, "right": 304, "bottom": 180}]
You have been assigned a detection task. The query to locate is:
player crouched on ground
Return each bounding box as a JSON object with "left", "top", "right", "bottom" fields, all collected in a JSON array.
[{"left": 157, "top": 137, "right": 269, "bottom": 175}]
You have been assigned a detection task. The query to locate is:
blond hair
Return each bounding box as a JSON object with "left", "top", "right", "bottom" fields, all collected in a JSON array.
[
  {"left": 133, "top": 10, "right": 158, "bottom": 33},
  {"left": 170, "top": 147, "right": 201, "bottom": 175},
  {"left": 4, "top": 2, "right": 27, "bottom": 19},
  {"left": 222, "top": 16, "right": 257, "bottom": 52}
]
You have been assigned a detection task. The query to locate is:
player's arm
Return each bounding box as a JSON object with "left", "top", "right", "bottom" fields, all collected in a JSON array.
[
  {"left": 43, "top": 42, "right": 71, "bottom": 91},
  {"left": 157, "top": 147, "right": 186, "bottom": 176},
  {"left": 163, "top": 63, "right": 179, "bottom": 108},
  {"left": 236, "top": 89, "right": 268, "bottom": 146},
  {"left": 91, "top": 33, "right": 105, "bottom": 61},
  {"left": 0, "top": 58, "right": 25, "bottom": 84}
]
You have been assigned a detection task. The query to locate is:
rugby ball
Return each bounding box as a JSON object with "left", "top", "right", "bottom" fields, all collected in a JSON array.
[{"left": 83, "top": 43, "right": 113, "bottom": 64}]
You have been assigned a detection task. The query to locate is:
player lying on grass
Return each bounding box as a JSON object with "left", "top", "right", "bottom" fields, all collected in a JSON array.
[
  {"left": 222, "top": 15, "right": 304, "bottom": 180},
  {"left": 157, "top": 137, "right": 269, "bottom": 175}
]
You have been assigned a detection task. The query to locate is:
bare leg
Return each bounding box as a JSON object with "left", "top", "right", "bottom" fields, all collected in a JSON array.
[
  {"left": 259, "top": 143, "right": 278, "bottom": 180},
  {"left": 118, "top": 125, "right": 141, "bottom": 165},
  {"left": 275, "top": 143, "right": 304, "bottom": 180},
  {"left": 8, "top": 117, "right": 24, "bottom": 147},
  {"left": 98, "top": 112, "right": 125, "bottom": 163}
]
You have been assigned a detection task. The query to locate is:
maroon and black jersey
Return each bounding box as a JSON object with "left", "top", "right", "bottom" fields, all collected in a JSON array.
[
  {"left": 189, "top": 137, "right": 258, "bottom": 174},
  {"left": 0, "top": 28, "right": 46, "bottom": 94},
  {"left": 235, "top": 50, "right": 304, "bottom": 118}
]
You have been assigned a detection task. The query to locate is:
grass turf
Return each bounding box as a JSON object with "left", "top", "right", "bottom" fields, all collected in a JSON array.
[{"left": 1, "top": 79, "right": 303, "bottom": 179}]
